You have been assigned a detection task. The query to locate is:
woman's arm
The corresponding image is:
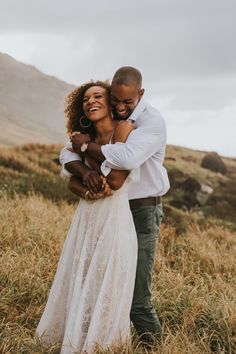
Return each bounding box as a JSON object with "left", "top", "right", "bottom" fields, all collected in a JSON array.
[{"left": 68, "top": 176, "right": 88, "bottom": 198}]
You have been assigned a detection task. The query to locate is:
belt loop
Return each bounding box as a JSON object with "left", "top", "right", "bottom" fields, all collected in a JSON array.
[{"left": 155, "top": 196, "right": 161, "bottom": 206}]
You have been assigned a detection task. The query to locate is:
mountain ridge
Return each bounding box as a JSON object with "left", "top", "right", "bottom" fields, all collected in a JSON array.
[{"left": 0, "top": 52, "right": 75, "bottom": 147}]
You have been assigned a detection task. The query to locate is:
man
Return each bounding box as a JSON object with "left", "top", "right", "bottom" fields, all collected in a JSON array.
[{"left": 60, "top": 66, "right": 170, "bottom": 343}]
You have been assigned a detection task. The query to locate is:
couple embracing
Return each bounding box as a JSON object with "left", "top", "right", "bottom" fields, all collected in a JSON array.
[{"left": 36, "top": 66, "right": 170, "bottom": 353}]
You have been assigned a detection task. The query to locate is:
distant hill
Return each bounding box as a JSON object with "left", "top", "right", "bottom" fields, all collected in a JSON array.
[{"left": 0, "top": 52, "right": 75, "bottom": 147}]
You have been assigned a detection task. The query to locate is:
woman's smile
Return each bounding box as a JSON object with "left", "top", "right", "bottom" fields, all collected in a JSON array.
[{"left": 83, "top": 86, "right": 110, "bottom": 121}]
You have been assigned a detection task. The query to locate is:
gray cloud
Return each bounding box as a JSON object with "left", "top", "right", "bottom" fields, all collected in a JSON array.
[
  {"left": 0, "top": 0, "right": 236, "bottom": 155},
  {"left": 0, "top": 0, "right": 235, "bottom": 80}
]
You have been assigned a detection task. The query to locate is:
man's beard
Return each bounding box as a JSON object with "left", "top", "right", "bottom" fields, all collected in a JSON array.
[{"left": 112, "top": 108, "right": 130, "bottom": 121}]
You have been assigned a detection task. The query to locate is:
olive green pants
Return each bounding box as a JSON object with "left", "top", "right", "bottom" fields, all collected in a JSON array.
[{"left": 130, "top": 203, "right": 163, "bottom": 340}]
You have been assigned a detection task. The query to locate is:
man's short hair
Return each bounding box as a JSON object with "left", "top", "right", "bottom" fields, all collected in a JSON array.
[{"left": 112, "top": 66, "right": 142, "bottom": 88}]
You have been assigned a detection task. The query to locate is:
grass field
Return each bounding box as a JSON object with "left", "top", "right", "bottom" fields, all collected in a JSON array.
[{"left": 0, "top": 144, "right": 236, "bottom": 353}]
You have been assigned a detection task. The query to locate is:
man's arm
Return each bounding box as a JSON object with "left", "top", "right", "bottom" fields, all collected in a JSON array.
[
  {"left": 86, "top": 142, "right": 105, "bottom": 162},
  {"left": 99, "top": 121, "right": 135, "bottom": 190},
  {"left": 70, "top": 114, "right": 166, "bottom": 172},
  {"left": 70, "top": 121, "right": 135, "bottom": 191},
  {"left": 101, "top": 116, "right": 166, "bottom": 171}
]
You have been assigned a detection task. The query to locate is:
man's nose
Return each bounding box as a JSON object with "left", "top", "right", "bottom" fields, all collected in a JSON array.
[{"left": 116, "top": 102, "right": 126, "bottom": 111}]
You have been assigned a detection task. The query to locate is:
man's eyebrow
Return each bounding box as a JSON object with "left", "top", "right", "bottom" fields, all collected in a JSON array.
[{"left": 111, "top": 95, "right": 133, "bottom": 101}]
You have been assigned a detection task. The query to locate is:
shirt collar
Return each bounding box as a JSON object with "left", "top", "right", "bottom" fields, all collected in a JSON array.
[{"left": 127, "top": 97, "right": 147, "bottom": 122}]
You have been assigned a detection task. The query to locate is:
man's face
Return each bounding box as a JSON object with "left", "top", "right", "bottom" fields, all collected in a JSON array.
[{"left": 111, "top": 83, "right": 144, "bottom": 120}]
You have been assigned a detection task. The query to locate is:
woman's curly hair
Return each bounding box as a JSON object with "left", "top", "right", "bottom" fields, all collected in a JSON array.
[{"left": 65, "top": 80, "right": 111, "bottom": 138}]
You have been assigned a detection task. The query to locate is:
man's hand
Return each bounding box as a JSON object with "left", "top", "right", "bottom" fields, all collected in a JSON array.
[
  {"left": 83, "top": 170, "right": 103, "bottom": 194},
  {"left": 71, "top": 132, "right": 90, "bottom": 154}
]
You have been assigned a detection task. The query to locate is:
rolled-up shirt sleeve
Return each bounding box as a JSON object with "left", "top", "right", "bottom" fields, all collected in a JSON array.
[
  {"left": 59, "top": 145, "right": 81, "bottom": 178},
  {"left": 101, "top": 116, "right": 166, "bottom": 171}
]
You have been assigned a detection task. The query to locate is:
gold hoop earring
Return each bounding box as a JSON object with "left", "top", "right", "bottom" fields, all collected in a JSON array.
[{"left": 80, "top": 115, "right": 92, "bottom": 128}]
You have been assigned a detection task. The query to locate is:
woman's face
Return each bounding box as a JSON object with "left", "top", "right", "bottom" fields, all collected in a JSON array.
[{"left": 83, "top": 86, "right": 110, "bottom": 123}]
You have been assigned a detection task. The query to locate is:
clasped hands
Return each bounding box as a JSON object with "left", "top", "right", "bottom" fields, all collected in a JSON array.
[
  {"left": 69, "top": 132, "right": 112, "bottom": 201},
  {"left": 83, "top": 175, "right": 112, "bottom": 201}
]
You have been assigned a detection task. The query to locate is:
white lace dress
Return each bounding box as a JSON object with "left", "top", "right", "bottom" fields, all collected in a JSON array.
[{"left": 36, "top": 172, "right": 138, "bottom": 354}]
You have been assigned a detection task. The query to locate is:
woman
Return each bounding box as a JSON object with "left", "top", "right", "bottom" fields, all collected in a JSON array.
[{"left": 36, "top": 81, "right": 138, "bottom": 353}]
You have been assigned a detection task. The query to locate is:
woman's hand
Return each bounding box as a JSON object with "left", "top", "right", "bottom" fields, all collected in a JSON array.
[
  {"left": 84, "top": 188, "right": 112, "bottom": 201},
  {"left": 70, "top": 132, "right": 90, "bottom": 153},
  {"left": 84, "top": 190, "right": 101, "bottom": 201},
  {"left": 102, "top": 178, "right": 113, "bottom": 197},
  {"left": 83, "top": 178, "right": 112, "bottom": 201}
]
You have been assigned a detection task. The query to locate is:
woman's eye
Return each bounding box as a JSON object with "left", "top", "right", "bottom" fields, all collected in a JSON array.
[{"left": 95, "top": 95, "right": 102, "bottom": 99}]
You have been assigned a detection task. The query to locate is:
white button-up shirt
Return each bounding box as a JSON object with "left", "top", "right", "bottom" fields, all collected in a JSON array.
[
  {"left": 101, "top": 98, "right": 169, "bottom": 199},
  {"left": 60, "top": 98, "right": 170, "bottom": 199},
  {"left": 60, "top": 141, "right": 82, "bottom": 178}
]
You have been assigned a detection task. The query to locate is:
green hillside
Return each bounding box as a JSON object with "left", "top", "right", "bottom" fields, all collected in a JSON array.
[{"left": 0, "top": 143, "right": 235, "bottom": 228}]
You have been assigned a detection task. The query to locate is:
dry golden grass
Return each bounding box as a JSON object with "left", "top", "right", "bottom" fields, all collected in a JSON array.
[
  {"left": 0, "top": 144, "right": 79, "bottom": 204},
  {"left": 1, "top": 193, "right": 236, "bottom": 354},
  {"left": 1, "top": 144, "right": 236, "bottom": 353}
]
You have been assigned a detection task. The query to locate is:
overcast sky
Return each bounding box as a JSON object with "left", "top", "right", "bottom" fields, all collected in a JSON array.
[{"left": 0, "top": 0, "right": 235, "bottom": 156}]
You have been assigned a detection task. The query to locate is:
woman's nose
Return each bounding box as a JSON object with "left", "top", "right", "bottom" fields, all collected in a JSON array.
[{"left": 88, "top": 96, "right": 96, "bottom": 104}]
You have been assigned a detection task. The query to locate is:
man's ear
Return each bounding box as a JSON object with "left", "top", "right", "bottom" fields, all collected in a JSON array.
[{"left": 139, "top": 88, "right": 145, "bottom": 98}]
